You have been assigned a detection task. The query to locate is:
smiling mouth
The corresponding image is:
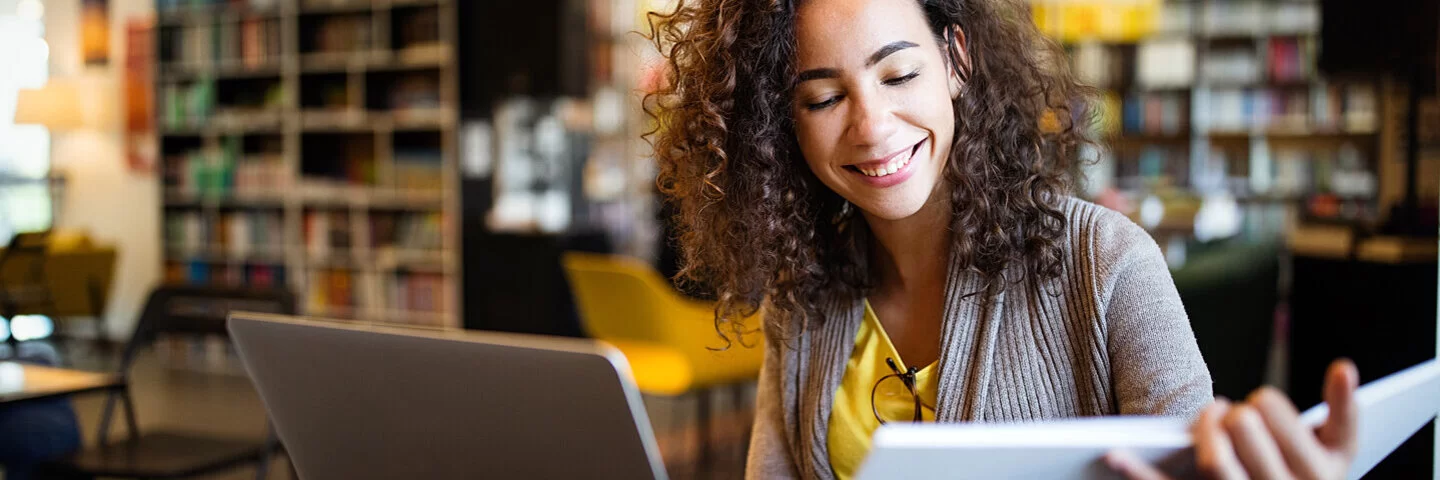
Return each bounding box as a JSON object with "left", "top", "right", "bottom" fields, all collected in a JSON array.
[{"left": 845, "top": 139, "right": 925, "bottom": 178}]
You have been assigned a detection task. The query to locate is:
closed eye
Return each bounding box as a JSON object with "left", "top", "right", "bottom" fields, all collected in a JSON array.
[
  {"left": 883, "top": 71, "right": 920, "bottom": 86},
  {"left": 806, "top": 96, "right": 843, "bottom": 111}
]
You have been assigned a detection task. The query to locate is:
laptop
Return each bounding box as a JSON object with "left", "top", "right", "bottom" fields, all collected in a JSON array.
[{"left": 228, "top": 313, "right": 668, "bottom": 480}]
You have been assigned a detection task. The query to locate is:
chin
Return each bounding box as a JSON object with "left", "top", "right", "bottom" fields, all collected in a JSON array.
[{"left": 852, "top": 195, "right": 932, "bottom": 222}]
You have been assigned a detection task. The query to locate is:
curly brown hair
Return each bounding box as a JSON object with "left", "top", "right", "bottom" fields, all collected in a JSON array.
[{"left": 644, "top": 0, "right": 1097, "bottom": 344}]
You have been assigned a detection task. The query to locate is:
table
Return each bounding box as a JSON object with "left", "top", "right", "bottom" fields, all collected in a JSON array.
[{"left": 0, "top": 361, "right": 122, "bottom": 405}]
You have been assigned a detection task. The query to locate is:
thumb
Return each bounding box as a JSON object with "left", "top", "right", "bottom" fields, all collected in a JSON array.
[{"left": 1316, "top": 358, "right": 1360, "bottom": 457}]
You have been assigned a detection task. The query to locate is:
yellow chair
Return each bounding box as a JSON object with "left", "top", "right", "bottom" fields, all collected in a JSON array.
[
  {"left": 0, "top": 230, "right": 116, "bottom": 344},
  {"left": 561, "top": 252, "right": 764, "bottom": 468}
]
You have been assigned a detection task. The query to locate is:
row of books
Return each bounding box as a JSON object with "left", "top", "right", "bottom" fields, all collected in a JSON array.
[
  {"left": 303, "top": 210, "right": 444, "bottom": 256},
  {"left": 1114, "top": 143, "right": 1377, "bottom": 200},
  {"left": 1266, "top": 145, "right": 1375, "bottom": 199},
  {"left": 1119, "top": 92, "right": 1189, "bottom": 136},
  {"left": 369, "top": 211, "right": 445, "bottom": 251},
  {"left": 163, "top": 81, "right": 286, "bottom": 130},
  {"left": 383, "top": 272, "right": 446, "bottom": 313},
  {"left": 393, "top": 149, "right": 444, "bottom": 191},
  {"left": 163, "top": 141, "right": 288, "bottom": 198},
  {"left": 305, "top": 270, "right": 447, "bottom": 318},
  {"left": 388, "top": 73, "right": 441, "bottom": 109},
  {"left": 300, "top": 138, "right": 376, "bottom": 185},
  {"left": 304, "top": 210, "right": 353, "bottom": 257},
  {"left": 158, "top": 0, "right": 278, "bottom": 13},
  {"left": 307, "top": 269, "right": 356, "bottom": 312},
  {"left": 1200, "top": 36, "right": 1317, "bottom": 87},
  {"left": 1201, "top": 1, "right": 1319, "bottom": 37},
  {"left": 1114, "top": 147, "right": 1192, "bottom": 191},
  {"left": 165, "top": 211, "right": 286, "bottom": 259},
  {"left": 309, "top": 14, "right": 373, "bottom": 53},
  {"left": 162, "top": 80, "right": 215, "bottom": 129},
  {"left": 1200, "top": 85, "right": 1378, "bottom": 133},
  {"left": 393, "top": 6, "right": 440, "bottom": 49},
  {"left": 1266, "top": 37, "right": 1315, "bottom": 85},
  {"left": 163, "top": 18, "right": 281, "bottom": 70},
  {"left": 165, "top": 261, "right": 288, "bottom": 288}
]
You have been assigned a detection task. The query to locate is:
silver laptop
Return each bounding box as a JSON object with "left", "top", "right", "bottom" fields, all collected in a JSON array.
[{"left": 228, "top": 313, "right": 668, "bottom": 480}]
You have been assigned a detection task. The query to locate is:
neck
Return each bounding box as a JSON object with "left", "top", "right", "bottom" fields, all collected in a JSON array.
[{"left": 862, "top": 196, "right": 953, "bottom": 298}]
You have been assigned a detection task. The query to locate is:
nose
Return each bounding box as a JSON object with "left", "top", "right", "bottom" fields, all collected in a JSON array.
[{"left": 845, "top": 88, "right": 898, "bottom": 149}]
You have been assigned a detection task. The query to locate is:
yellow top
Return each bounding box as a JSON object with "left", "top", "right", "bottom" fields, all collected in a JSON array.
[{"left": 827, "top": 300, "right": 938, "bottom": 479}]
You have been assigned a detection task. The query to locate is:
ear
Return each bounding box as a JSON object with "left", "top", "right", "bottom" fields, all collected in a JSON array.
[{"left": 945, "top": 25, "right": 971, "bottom": 100}]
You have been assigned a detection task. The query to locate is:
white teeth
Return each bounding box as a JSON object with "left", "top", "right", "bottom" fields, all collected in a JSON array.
[{"left": 857, "top": 151, "right": 911, "bottom": 177}]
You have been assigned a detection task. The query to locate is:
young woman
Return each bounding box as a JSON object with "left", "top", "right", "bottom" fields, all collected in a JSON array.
[{"left": 645, "top": 0, "right": 1360, "bottom": 478}]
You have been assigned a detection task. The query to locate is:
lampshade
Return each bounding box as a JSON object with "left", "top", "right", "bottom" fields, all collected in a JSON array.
[{"left": 13, "top": 78, "right": 114, "bottom": 130}]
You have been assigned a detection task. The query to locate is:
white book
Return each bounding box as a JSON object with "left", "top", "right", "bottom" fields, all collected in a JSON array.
[
  {"left": 229, "top": 214, "right": 251, "bottom": 258},
  {"left": 859, "top": 359, "right": 1440, "bottom": 480}
]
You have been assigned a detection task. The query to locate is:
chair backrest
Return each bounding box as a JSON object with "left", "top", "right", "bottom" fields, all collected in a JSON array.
[
  {"left": 0, "top": 231, "right": 54, "bottom": 315},
  {"left": 120, "top": 284, "right": 297, "bottom": 371},
  {"left": 1172, "top": 239, "right": 1280, "bottom": 400},
  {"left": 561, "top": 252, "right": 678, "bottom": 342}
]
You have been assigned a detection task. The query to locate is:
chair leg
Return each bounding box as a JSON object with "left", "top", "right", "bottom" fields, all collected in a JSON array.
[
  {"left": 96, "top": 389, "right": 141, "bottom": 444},
  {"left": 255, "top": 452, "right": 272, "bottom": 480},
  {"left": 96, "top": 392, "right": 117, "bottom": 445},
  {"left": 121, "top": 390, "right": 141, "bottom": 441},
  {"left": 256, "top": 426, "right": 281, "bottom": 480},
  {"left": 696, "top": 388, "right": 712, "bottom": 480},
  {"left": 665, "top": 395, "right": 689, "bottom": 479}
]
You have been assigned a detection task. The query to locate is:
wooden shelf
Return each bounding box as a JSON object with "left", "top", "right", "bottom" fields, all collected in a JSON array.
[
  {"left": 305, "top": 305, "right": 364, "bottom": 320},
  {"left": 164, "top": 192, "right": 287, "bottom": 207},
  {"left": 386, "top": 0, "right": 441, "bottom": 8},
  {"left": 374, "top": 249, "right": 454, "bottom": 273},
  {"left": 159, "top": 5, "right": 280, "bottom": 25},
  {"left": 1106, "top": 133, "right": 1191, "bottom": 146},
  {"left": 299, "top": 109, "right": 373, "bottom": 131},
  {"left": 392, "top": 44, "right": 451, "bottom": 67},
  {"left": 368, "top": 309, "right": 449, "bottom": 326},
  {"left": 298, "top": 1, "right": 375, "bottom": 15},
  {"left": 1207, "top": 130, "right": 1379, "bottom": 147},
  {"left": 166, "top": 247, "right": 287, "bottom": 265},
  {"left": 299, "top": 47, "right": 450, "bottom": 73},
  {"left": 160, "top": 62, "right": 283, "bottom": 81},
  {"left": 299, "top": 51, "right": 386, "bottom": 72}
]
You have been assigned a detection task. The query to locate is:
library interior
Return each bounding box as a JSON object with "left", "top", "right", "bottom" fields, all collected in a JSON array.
[{"left": 0, "top": 0, "right": 1437, "bottom": 478}]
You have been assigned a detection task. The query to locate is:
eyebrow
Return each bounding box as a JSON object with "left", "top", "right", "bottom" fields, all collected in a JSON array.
[{"left": 795, "top": 40, "right": 921, "bottom": 85}]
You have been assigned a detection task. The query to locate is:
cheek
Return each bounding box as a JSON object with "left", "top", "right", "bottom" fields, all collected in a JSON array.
[{"left": 794, "top": 116, "right": 840, "bottom": 174}]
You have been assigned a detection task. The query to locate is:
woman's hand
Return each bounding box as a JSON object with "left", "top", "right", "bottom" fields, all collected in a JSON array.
[{"left": 1107, "top": 359, "right": 1360, "bottom": 480}]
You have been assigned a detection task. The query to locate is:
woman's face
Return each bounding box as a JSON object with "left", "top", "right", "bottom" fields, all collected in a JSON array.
[{"left": 792, "top": 0, "right": 957, "bottom": 222}]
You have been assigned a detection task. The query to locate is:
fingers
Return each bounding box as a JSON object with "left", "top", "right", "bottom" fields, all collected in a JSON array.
[
  {"left": 1317, "top": 358, "right": 1360, "bottom": 458},
  {"left": 1247, "top": 387, "right": 1332, "bottom": 479},
  {"left": 1106, "top": 449, "right": 1173, "bottom": 480},
  {"left": 1193, "top": 400, "right": 1249, "bottom": 480},
  {"left": 1223, "top": 404, "right": 1294, "bottom": 480}
]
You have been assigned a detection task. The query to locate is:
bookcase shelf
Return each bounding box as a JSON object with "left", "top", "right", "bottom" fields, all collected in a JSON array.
[
  {"left": 156, "top": 0, "right": 460, "bottom": 328},
  {"left": 1067, "top": 0, "right": 1384, "bottom": 228}
]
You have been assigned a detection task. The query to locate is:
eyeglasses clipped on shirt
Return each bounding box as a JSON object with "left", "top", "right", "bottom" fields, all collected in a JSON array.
[{"left": 871, "top": 357, "right": 936, "bottom": 425}]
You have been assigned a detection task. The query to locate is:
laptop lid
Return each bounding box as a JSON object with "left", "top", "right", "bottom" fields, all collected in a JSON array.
[{"left": 228, "top": 313, "right": 668, "bottom": 480}]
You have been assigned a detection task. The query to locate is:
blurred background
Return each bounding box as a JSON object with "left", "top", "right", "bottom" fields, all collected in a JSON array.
[{"left": 0, "top": 0, "right": 1435, "bottom": 478}]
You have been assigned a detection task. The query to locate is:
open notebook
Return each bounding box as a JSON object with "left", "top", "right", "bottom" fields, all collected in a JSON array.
[{"left": 858, "top": 358, "right": 1440, "bottom": 479}]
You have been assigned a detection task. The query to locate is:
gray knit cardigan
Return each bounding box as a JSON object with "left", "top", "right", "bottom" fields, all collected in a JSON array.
[{"left": 744, "top": 197, "right": 1214, "bottom": 479}]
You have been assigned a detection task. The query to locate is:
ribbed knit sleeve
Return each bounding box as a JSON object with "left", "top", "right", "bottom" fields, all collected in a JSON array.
[{"left": 1087, "top": 205, "right": 1214, "bottom": 418}]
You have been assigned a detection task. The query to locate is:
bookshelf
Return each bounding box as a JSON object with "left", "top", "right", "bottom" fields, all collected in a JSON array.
[
  {"left": 1050, "top": 0, "right": 1386, "bottom": 234},
  {"left": 154, "top": 0, "right": 460, "bottom": 328}
]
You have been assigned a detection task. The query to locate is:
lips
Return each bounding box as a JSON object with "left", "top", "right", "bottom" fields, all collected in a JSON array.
[
  {"left": 844, "top": 138, "right": 926, "bottom": 188},
  {"left": 846, "top": 139, "right": 925, "bottom": 178}
]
